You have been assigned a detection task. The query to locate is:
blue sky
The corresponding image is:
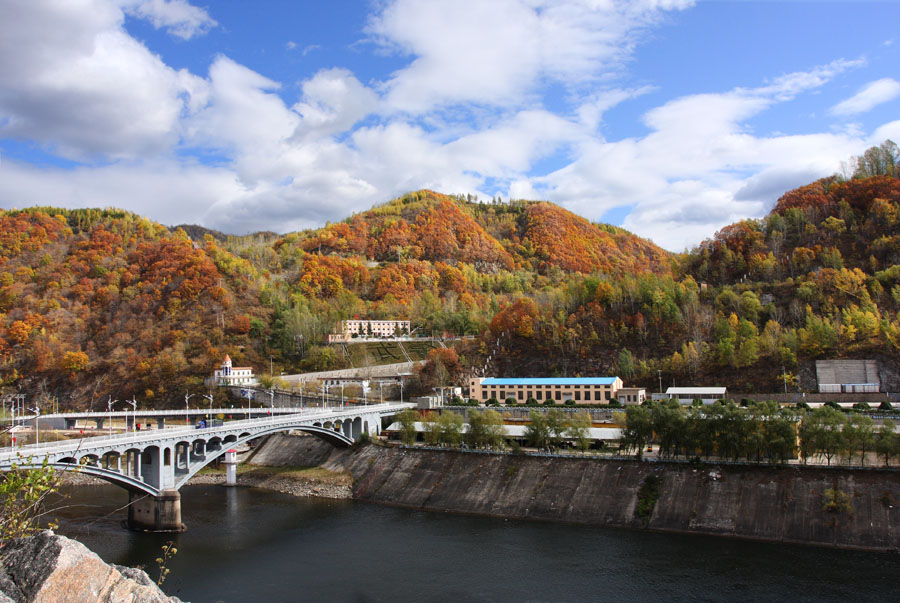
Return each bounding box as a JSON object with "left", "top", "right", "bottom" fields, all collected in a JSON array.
[{"left": 1, "top": 0, "right": 898, "bottom": 251}]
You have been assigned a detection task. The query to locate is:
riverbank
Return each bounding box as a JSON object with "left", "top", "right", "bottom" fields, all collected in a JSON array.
[
  {"left": 254, "top": 434, "right": 900, "bottom": 552},
  {"left": 56, "top": 433, "right": 900, "bottom": 551}
]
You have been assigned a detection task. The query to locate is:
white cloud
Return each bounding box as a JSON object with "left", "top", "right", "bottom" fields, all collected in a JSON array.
[
  {"left": 831, "top": 78, "right": 900, "bottom": 116},
  {"left": 292, "top": 68, "right": 379, "bottom": 140},
  {"left": 0, "top": 0, "right": 206, "bottom": 159},
  {"left": 367, "top": 0, "right": 692, "bottom": 114},
  {"left": 119, "top": 0, "right": 217, "bottom": 39}
]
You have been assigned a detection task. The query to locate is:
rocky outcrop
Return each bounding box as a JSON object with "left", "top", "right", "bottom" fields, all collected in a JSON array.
[{"left": 0, "top": 531, "right": 179, "bottom": 603}]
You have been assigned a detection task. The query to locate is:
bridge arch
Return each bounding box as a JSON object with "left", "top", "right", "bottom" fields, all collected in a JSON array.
[
  {"left": 2, "top": 459, "right": 159, "bottom": 496},
  {"left": 173, "top": 424, "right": 352, "bottom": 490}
]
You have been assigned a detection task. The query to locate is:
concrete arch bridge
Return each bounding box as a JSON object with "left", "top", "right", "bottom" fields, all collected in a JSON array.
[{"left": 0, "top": 403, "right": 411, "bottom": 531}]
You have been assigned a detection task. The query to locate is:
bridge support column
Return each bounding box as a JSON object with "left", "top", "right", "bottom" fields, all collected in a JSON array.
[{"left": 127, "top": 490, "right": 185, "bottom": 532}]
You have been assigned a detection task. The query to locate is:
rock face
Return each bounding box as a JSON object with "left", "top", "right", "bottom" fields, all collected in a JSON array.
[{"left": 0, "top": 531, "right": 179, "bottom": 603}]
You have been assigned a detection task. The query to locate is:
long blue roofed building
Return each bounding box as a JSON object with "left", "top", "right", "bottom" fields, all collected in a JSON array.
[{"left": 468, "top": 376, "right": 632, "bottom": 404}]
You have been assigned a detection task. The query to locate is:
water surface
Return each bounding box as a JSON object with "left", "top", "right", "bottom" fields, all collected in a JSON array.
[{"left": 52, "top": 485, "right": 900, "bottom": 602}]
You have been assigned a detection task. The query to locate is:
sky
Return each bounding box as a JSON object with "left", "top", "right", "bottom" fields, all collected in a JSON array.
[{"left": 1, "top": 0, "right": 899, "bottom": 252}]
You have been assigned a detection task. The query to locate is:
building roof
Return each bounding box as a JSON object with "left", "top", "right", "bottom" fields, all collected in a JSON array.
[
  {"left": 223, "top": 354, "right": 232, "bottom": 363},
  {"left": 665, "top": 387, "right": 727, "bottom": 395},
  {"left": 481, "top": 377, "right": 619, "bottom": 386}
]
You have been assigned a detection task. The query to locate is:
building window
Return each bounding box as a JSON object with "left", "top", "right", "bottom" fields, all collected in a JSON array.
[
  {"left": 555, "top": 391, "right": 561, "bottom": 401},
  {"left": 518, "top": 391, "right": 523, "bottom": 400},
  {"left": 605, "top": 391, "right": 610, "bottom": 400},
  {"left": 595, "top": 391, "right": 603, "bottom": 400},
  {"left": 574, "top": 391, "right": 580, "bottom": 401},
  {"left": 536, "top": 391, "right": 542, "bottom": 400}
]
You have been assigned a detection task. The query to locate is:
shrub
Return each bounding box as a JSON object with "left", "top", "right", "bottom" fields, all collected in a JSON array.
[
  {"left": 564, "top": 399, "right": 576, "bottom": 406},
  {"left": 636, "top": 475, "right": 661, "bottom": 522},
  {"left": 608, "top": 399, "right": 622, "bottom": 408},
  {"left": 505, "top": 397, "right": 516, "bottom": 405},
  {"left": 879, "top": 401, "right": 894, "bottom": 411},
  {"left": 795, "top": 401, "right": 810, "bottom": 410},
  {"left": 487, "top": 397, "right": 499, "bottom": 406},
  {"left": 853, "top": 402, "right": 871, "bottom": 411},
  {"left": 525, "top": 397, "right": 538, "bottom": 405},
  {"left": 823, "top": 488, "right": 853, "bottom": 515},
  {"left": 543, "top": 399, "right": 555, "bottom": 406},
  {"left": 825, "top": 400, "right": 842, "bottom": 410}
]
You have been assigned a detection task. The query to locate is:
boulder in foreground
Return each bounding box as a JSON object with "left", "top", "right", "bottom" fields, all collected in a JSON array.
[{"left": 0, "top": 531, "right": 179, "bottom": 603}]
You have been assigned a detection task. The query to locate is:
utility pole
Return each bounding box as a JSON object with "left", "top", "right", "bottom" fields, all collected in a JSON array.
[
  {"left": 29, "top": 405, "right": 39, "bottom": 445},
  {"left": 783, "top": 366, "right": 788, "bottom": 393},
  {"left": 658, "top": 370, "right": 663, "bottom": 395},
  {"left": 203, "top": 394, "right": 214, "bottom": 418}
]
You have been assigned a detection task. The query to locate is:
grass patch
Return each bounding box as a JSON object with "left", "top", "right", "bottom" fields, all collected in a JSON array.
[{"left": 636, "top": 474, "right": 661, "bottom": 523}]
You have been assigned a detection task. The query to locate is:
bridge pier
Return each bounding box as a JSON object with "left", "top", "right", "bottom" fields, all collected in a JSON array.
[{"left": 127, "top": 490, "right": 185, "bottom": 532}]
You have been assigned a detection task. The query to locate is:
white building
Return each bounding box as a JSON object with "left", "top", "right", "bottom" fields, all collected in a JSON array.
[
  {"left": 652, "top": 387, "right": 727, "bottom": 405},
  {"left": 213, "top": 355, "right": 256, "bottom": 386},
  {"left": 328, "top": 319, "right": 411, "bottom": 342},
  {"left": 617, "top": 387, "right": 647, "bottom": 405}
]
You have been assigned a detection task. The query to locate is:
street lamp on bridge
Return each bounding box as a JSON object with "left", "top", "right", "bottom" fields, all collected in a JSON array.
[
  {"left": 203, "top": 394, "right": 214, "bottom": 419},
  {"left": 126, "top": 398, "right": 137, "bottom": 434},
  {"left": 107, "top": 397, "right": 118, "bottom": 439},
  {"left": 184, "top": 391, "right": 195, "bottom": 425}
]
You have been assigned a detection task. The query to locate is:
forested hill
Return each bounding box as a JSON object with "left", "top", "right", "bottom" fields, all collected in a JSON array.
[
  {"left": 277, "top": 190, "right": 671, "bottom": 276},
  {"left": 0, "top": 207, "right": 266, "bottom": 408},
  {"left": 3, "top": 142, "right": 900, "bottom": 406}
]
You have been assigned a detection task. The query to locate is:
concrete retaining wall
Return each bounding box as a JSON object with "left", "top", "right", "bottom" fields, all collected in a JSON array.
[{"left": 255, "top": 435, "right": 900, "bottom": 551}]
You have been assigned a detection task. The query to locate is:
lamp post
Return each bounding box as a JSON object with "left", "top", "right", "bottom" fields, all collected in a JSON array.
[
  {"left": 270, "top": 356, "right": 274, "bottom": 378},
  {"left": 244, "top": 390, "right": 252, "bottom": 418},
  {"left": 184, "top": 391, "right": 195, "bottom": 425},
  {"left": 657, "top": 370, "right": 663, "bottom": 395},
  {"left": 126, "top": 398, "right": 137, "bottom": 434},
  {"left": 203, "top": 394, "right": 214, "bottom": 419},
  {"left": 378, "top": 381, "right": 384, "bottom": 404},
  {"left": 340, "top": 382, "right": 344, "bottom": 408},
  {"left": 107, "top": 397, "right": 117, "bottom": 439}
]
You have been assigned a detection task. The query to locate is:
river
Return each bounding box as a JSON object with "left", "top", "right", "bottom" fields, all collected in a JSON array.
[{"left": 51, "top": 485, "right": 899, "bottom": 602}]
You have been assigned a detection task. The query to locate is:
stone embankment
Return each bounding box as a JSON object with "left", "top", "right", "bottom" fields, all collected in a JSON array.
[
  {"left": 187, "top": 470, "right": 351, "bottom": 499},
  {"left": 257, "top": 434, "right": 900, "bottom": 551},
  {"left": 0, "top": 531, "right": 179, "bottom": 602}
]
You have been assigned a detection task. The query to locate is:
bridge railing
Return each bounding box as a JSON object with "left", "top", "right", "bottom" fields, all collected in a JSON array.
[{"left": 0, "top": 403, "right": 412, "bottom": 459}]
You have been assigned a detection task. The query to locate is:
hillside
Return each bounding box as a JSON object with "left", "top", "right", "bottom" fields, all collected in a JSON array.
[
  {"left": 4, "top": 143, "right": 900, "bottom": 406},
  {"left": 0, "top": 208, "right": 267, "bottom": 408}
]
